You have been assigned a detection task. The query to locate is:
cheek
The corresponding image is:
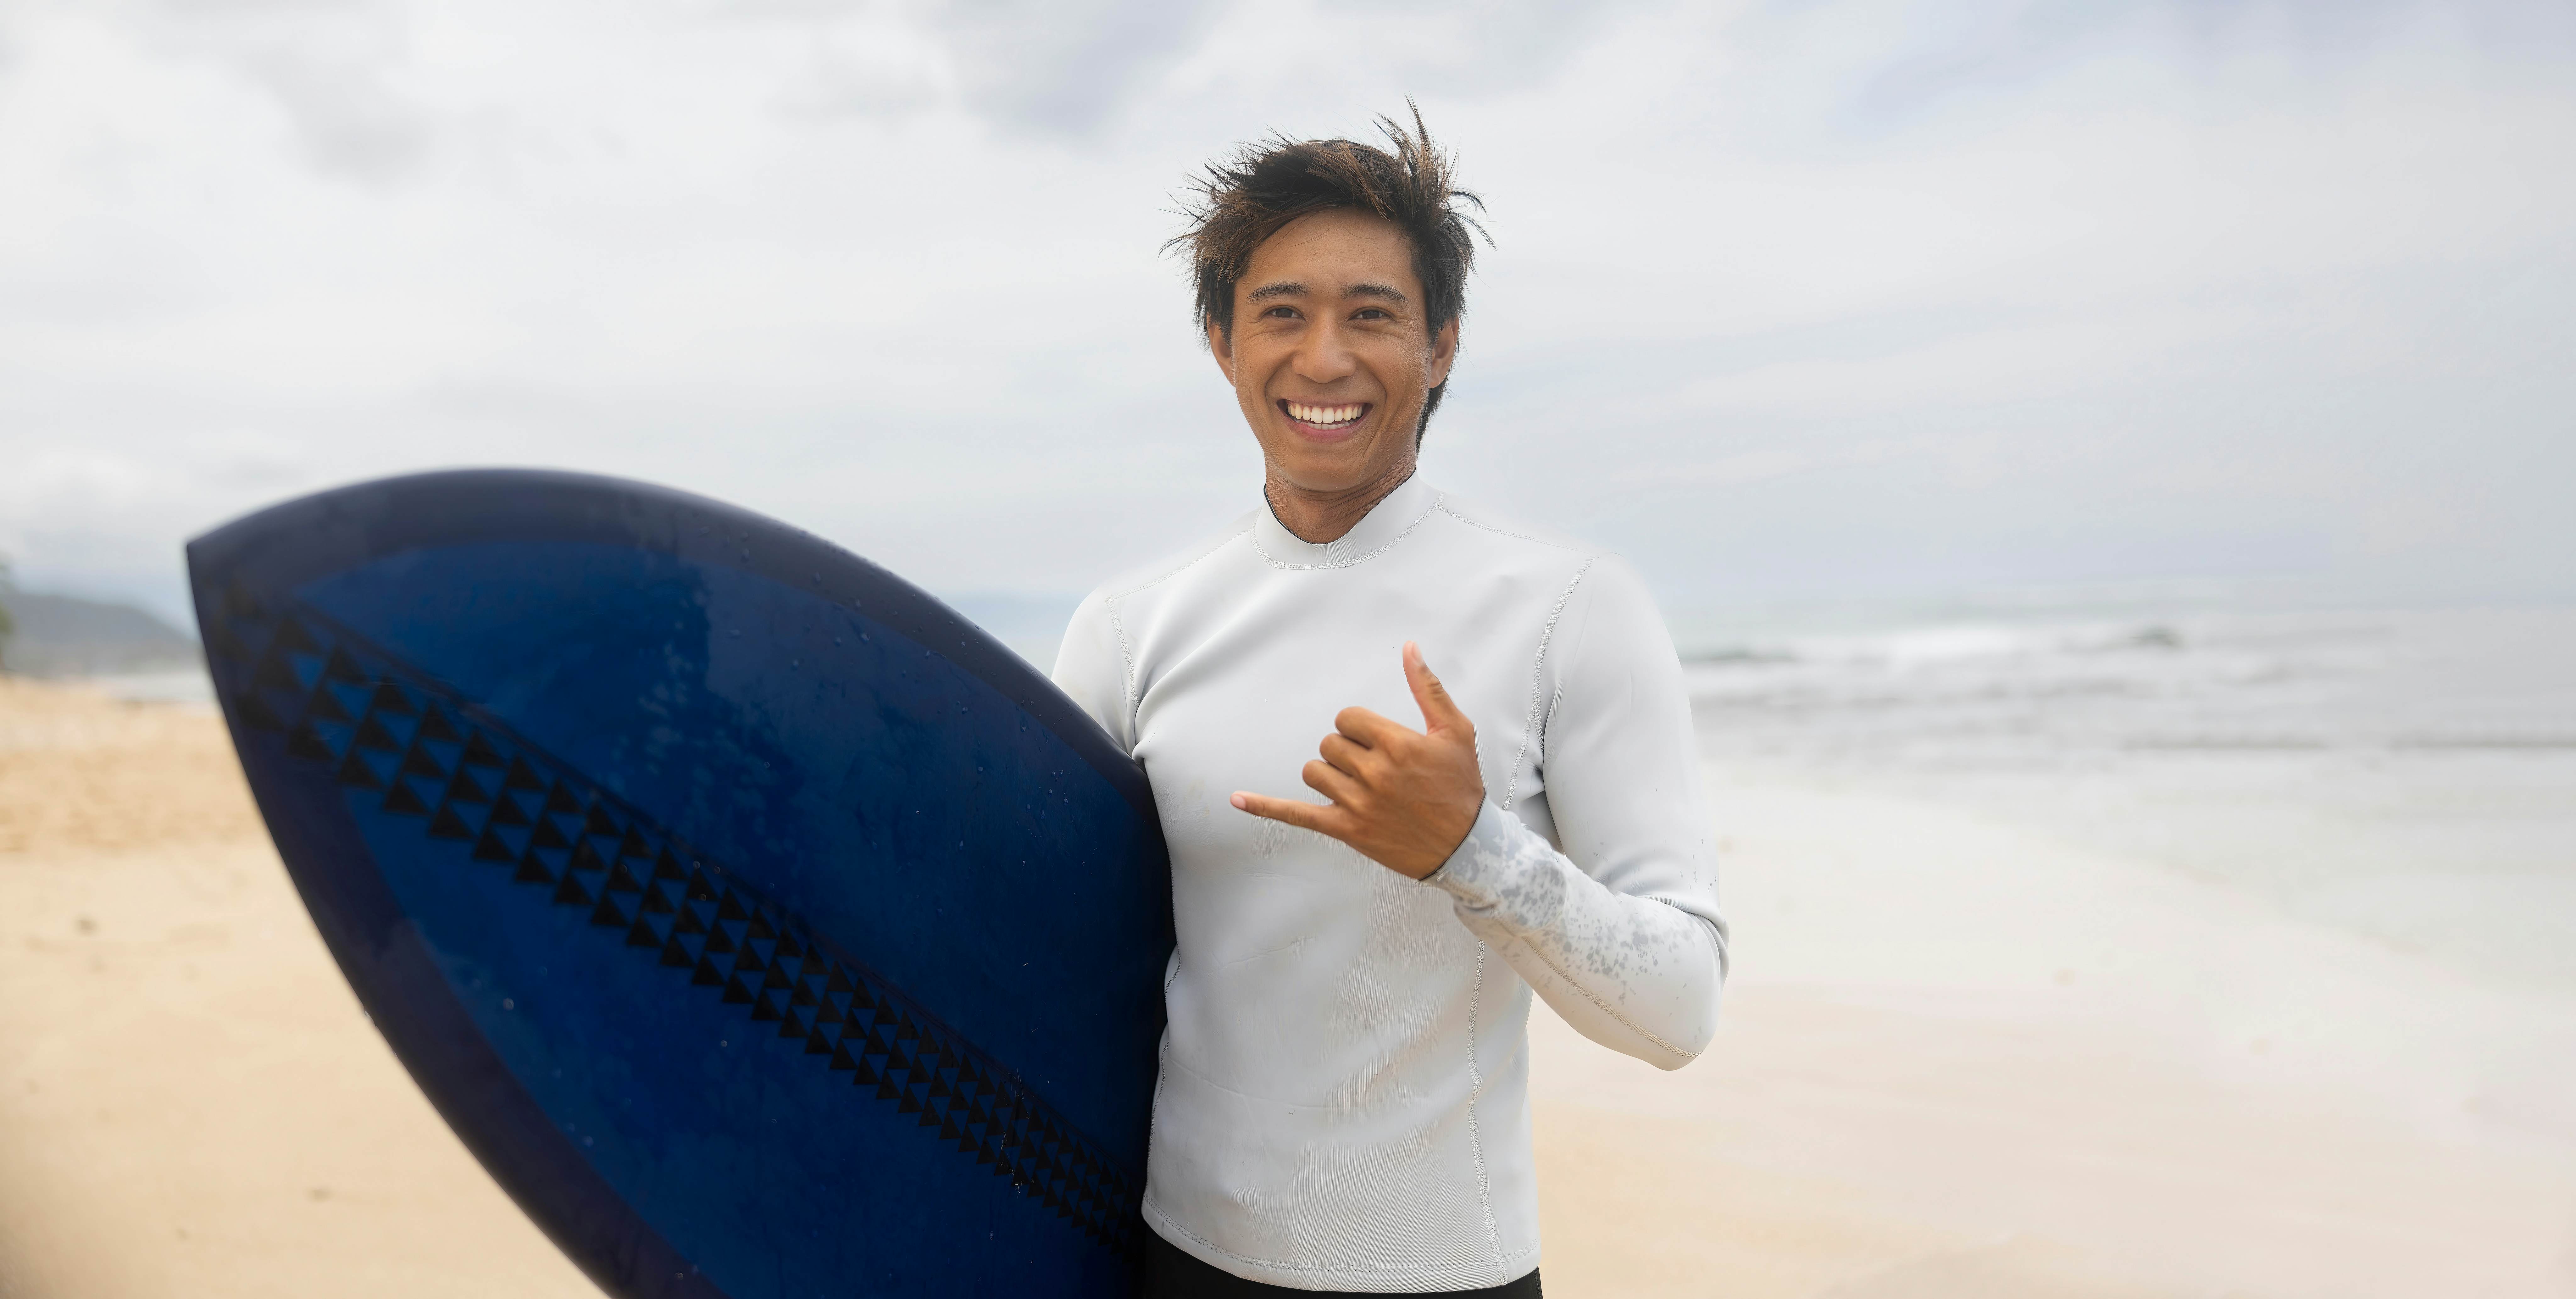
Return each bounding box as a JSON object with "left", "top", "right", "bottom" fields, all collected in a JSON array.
[
  {"left": 1233, "top": 341, "right": 1290, "bottom": 391},
  {"left": 1357, "top": 336, "right": 1423, "bottom": 380}
]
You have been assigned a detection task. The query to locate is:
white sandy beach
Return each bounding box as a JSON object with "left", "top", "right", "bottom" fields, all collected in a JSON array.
[
  {"left": 3, "top": 674, "right": 2571, "bottom": 1296},
  {"left": 1532, "top": 768, "right": 2576, "bottom": 1297}
]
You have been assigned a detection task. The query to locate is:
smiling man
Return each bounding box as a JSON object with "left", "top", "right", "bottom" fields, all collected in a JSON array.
[{"left": 1052, "top": 115, "right": 1727, "bottom": 1297}]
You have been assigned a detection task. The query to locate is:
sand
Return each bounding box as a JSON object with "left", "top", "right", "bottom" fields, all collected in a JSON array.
[
  {"left": 1530, "top": 774, "right": 2576, "bottom": 1297},
  {"left": 3, "top": 674, "right": 2571, "bottom": 1296},
  {"left": 0, "top": 677, "right": 588, "bottom": 1299}
]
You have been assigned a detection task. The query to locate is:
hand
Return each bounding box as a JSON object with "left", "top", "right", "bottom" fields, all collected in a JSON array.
[{"left": 1231, "top": 642, "right": 1485, "bottom": 880}]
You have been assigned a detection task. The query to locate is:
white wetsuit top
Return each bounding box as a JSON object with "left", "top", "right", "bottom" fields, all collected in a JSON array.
[{"left": 1051, "top": 474, "right": 1727, "bottom": 1292}]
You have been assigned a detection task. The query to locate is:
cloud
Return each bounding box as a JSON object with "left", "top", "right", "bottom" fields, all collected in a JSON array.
[
  {"left": 929, "top": 0, "right": 1229, "bottom": 137},
  {"left": 127, "top": 0, "right": 434, "bottom": 182},
  {"left": 0, "top": 0, "right": 2570, "bottom": 623}
]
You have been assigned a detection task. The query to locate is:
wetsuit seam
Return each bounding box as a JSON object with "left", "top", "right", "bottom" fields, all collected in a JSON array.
[
  {"left": 1104, "top": 597, "right": 1142, "bottom": 742},
  {"left": 1464, "top": 943, "right": 1500, "bottom": 1259},
  {"left": 1513, "top": 555, "right": 1600, "bottom": 815},
  {"left": 1429, "top": 497, "right": 1600, "bottom": 558}
]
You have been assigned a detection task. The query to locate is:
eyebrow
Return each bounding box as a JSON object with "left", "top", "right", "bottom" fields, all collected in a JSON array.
[{"left": 1243, "top": 281, "right": 1411, "bottom": 304}]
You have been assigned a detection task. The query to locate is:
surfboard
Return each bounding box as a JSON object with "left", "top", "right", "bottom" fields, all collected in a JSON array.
[{"left": 186, "top": 469, "right": 1171, "bottom": 1299}]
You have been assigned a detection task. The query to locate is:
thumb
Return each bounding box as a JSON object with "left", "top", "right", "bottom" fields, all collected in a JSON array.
[{"left": 1403, "top": 641, "right": 1469, "bottom": 735}]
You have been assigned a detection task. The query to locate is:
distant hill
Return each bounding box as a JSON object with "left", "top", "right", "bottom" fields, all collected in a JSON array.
[{"left": 0, "top": 587, "right": 200, "bottom": 676}]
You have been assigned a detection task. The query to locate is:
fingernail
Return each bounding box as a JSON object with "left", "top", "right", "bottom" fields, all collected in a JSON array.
[{"left": 1230, "top": 792, "right": 1248, "bottom": 809}]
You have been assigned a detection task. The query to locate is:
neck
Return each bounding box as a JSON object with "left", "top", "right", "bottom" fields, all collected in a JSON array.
[{"left": 1263, "top": 458, "right": 1417, "bottom": 544}]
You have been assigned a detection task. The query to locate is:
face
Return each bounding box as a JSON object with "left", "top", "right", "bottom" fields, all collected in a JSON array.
[{"left": 1210, "top": 208, "right": 1459, "bottom": 497}]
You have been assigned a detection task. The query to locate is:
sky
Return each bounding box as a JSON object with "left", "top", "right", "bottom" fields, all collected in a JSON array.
[{"left": 2, "top": 0, "right": 2571, "bottom": 635}]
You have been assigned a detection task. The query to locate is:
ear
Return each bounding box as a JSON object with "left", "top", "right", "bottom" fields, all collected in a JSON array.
[
  {"left": 1426, "top": 316, "right": 1459, "bottom": 389},
  {"left": 1207, "top": 316, "right": 1238, "bottom": 386}
]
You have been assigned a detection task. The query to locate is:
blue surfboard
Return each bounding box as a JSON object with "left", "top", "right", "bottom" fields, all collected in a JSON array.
[{"left": 186, "top": 469, "right": 1171, "bottom": 1298}]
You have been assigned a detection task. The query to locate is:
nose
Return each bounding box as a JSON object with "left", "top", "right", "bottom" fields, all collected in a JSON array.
[{"left": 1290, "top": 317, "right": 1358, "bottom": 387}]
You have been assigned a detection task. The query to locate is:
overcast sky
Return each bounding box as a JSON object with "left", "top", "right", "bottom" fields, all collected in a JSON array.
[{"left": 3, "top": 0, "right": 2571, "bottom": 631}]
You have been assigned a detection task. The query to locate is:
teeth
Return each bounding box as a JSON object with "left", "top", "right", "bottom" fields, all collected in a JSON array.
[{"left": 1288, "top": 402, "right": 1362, "bottom": 425}]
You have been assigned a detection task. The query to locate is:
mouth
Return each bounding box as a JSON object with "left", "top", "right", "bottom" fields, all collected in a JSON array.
[{"left": 1278, "top": 399, "right": 1371, "bottom": 436}]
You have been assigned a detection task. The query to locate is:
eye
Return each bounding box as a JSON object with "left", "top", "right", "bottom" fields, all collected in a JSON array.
[
  {"left": 1352, "top": 307, "right": 1391, "bottom": 320},
  {"left": 1261, "top": 305, "right": 1300, "bottom": 319}
]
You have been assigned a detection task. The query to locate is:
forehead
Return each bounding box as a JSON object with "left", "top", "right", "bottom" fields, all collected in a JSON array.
[{"left": 1239, "top": 208, "right": 1419, "bottom": 298}]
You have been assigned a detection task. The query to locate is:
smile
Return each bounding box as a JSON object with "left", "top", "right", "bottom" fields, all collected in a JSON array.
[{"left": 1280, "top": 400, "right": 1368, "bottom": 430}]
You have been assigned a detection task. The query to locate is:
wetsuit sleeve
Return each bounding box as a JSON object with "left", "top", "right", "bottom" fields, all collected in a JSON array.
[
  {"left": 1051, "top": 589, "right": 1138, "bottom": 755},
  {"left": 1426, "top": 556, "right": 1727, "bottom": 1070}
]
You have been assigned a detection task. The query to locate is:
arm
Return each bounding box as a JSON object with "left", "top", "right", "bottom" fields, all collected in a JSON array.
[
  {"left": 1429, "top": 557, "right": 1725, "bottom": 1069},
  {"left": 1430, "top": 801, "right": 1723, "bottom": 1069}
]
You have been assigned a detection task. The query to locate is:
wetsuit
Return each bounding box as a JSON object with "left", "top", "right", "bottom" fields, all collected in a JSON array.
[{"left": 1054, "top": 475, "right": 1727, "bottom": 1294}]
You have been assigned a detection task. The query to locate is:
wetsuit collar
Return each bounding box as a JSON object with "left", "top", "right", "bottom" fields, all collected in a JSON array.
[{"left": 1252, "top": 473, "right": 1437, "bottom": 569}]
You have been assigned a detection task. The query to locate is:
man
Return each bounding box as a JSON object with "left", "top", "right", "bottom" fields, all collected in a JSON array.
[{"left": 1052, "top": 114, "right": 1726, "bottom": 1297}]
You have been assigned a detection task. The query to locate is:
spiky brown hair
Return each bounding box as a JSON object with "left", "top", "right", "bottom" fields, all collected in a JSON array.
[{"left": 1171, "top": 107, "right": 1487, "bottom": 440}]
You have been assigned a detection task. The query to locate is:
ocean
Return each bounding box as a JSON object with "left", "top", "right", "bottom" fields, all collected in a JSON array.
[
  {"left": 89, "top": 591, "right": 2576, "bottom": 996},
  {"left": 1678, "top": 599, "right": 2576, "bottom": 996}
]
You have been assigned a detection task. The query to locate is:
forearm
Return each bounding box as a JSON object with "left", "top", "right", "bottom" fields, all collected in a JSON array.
[{"left": 1428, "top": 802, "right": 1724, "bottom": 1069}]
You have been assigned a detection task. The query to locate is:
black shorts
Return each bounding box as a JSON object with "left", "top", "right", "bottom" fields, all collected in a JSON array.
[{"left": 1140, "top": 1230, "right": 1542, "bottom": 1298}]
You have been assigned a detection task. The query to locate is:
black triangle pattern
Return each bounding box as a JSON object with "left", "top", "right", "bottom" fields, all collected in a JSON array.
[
  {"left": 210, "top": 593, "right": 1145, "bottom": 1262},
  {"left": 287, "top": 724, "right": 336, "bottom": 763},
  {"left": 370, "top": 681, "right": 418, "bottom": 717},
  {"left": 235, "top": 692, "right": 287, "bottom": 733},
  {"left": 416, "top": 705, "right": 462, "bottom": 744},
  {"left": 306, "top": 683, "right": 354, "bottom": 723},
  {"left": 502, "top": 756, "right": 545, "bottom": 792},
  {"left": 444, "top": 769, "right": 491, "bottom": 807},
  {"left": 270, "top": 614, "right": 320, "bottom": 656},
  {"left": 209, "top": 620, "right": 255, "bottom": 669},
  {"left": 354, "top": 716, "right": 402, "bottom": 752},
  {"left": 322, "top": 646, "right": 366, "bottom": 684}
]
